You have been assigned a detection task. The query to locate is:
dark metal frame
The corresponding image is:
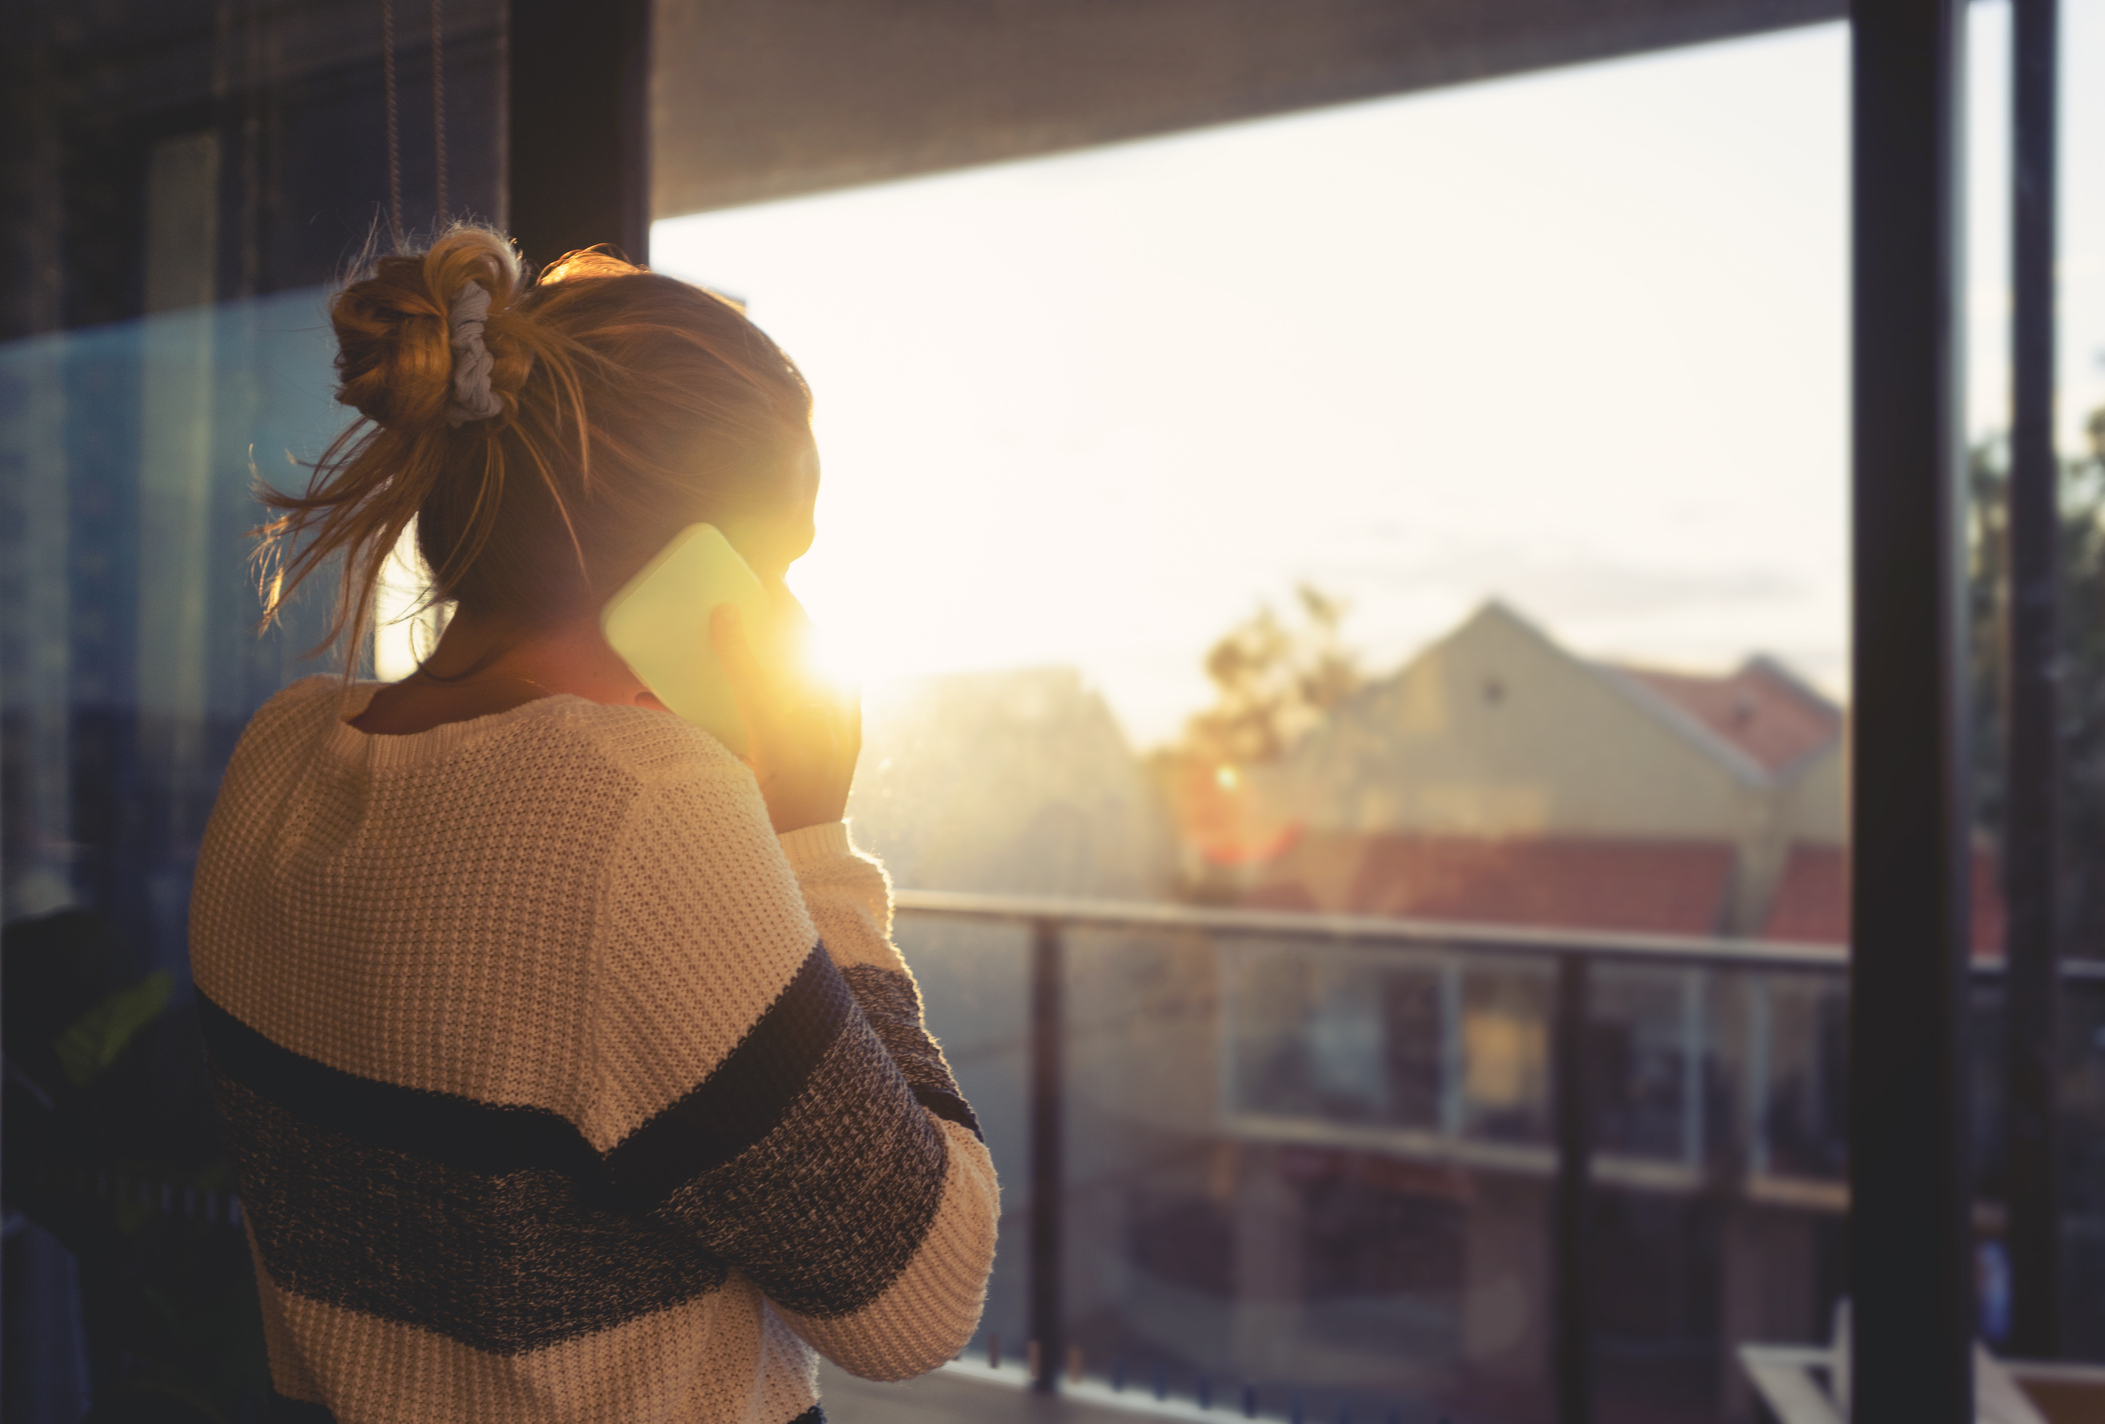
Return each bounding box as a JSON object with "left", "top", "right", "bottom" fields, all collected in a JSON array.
[
  {"left": 508, "top": 0, "right": 652, "bottom": 270},
  {"left": 2004, "top": 0, "right": 2063, "bottom": 1362},
  {"left": 1849, "top": 1, "right": 1976, "bottom": 1417}
]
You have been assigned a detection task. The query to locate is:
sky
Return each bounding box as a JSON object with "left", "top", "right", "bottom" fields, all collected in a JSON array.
[{"left": 651, "top": 4, "right": 2105, "bottom": 751}]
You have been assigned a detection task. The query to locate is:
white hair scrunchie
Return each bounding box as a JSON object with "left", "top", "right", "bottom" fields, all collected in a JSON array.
[{"left": 445, "top": 281, "right": 505, "bottom": 427}]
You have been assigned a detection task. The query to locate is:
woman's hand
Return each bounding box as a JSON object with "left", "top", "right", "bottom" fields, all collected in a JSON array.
[{"left": 711, "top": 596, "right": 861, "bottom": 835}]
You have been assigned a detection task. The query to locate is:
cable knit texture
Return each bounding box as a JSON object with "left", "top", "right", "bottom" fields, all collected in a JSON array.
[{"left": 189, "top": 677, "right": 998, "bottom": 1423}]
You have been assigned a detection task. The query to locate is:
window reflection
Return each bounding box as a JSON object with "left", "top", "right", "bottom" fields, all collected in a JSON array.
[{"left": 2, "top": 292, "right": 342, "bottom": 963}]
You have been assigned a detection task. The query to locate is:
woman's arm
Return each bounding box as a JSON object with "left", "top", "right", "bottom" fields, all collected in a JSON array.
[
  {"left": 586, "top": 762, "right": 997, "bottom": 1382},
  {"left": 779, "top": 823, "right": 981, "bottom": 1136},
  {"left": 771, "top": 822, "right": 998, "bottom": 1375}
]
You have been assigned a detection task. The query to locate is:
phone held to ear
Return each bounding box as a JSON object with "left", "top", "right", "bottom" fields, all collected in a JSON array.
[{"left": 600, "top": 523, "right": 775, "bottom": 756}]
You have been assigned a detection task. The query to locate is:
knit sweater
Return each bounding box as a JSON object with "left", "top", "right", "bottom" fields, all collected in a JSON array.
[{"left": 188, "top": 677, "right": 999, "bottom": 1424}]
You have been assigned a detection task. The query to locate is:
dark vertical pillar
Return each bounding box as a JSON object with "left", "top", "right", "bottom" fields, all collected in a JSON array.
[
  {"left": 1029, "top": 918, "right": 1065, "bottom": 1394},
  {"left": 1551, "top": 953, "right": 1593, "bottom": 1424},
  {"left": 508, "top": 0, "right": 651, "bottom": 270},
  {"left": 2005, "top": 0, "right": 2062, "bottom": 1361},
  {"left": 1850, "top": 1, "right": 1975, "bottom": 1418}
]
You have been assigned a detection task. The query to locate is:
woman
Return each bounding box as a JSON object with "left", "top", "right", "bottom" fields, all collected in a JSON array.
[{"left": 189, "top": 228, "right": 998, "bottom": 1423}]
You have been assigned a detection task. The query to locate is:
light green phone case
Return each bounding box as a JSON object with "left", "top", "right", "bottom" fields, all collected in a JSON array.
[{"left": 599, "top": 523, "right": 772, "bottom": 756}]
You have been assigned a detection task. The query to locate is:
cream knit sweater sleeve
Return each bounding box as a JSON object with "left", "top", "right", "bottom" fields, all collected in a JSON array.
[
  {"left": 588, "top": 758, "right": 999, "bottom": 1383},
  {"left": 775, "top": 822, "right": 1000, "bottom": 1376}
]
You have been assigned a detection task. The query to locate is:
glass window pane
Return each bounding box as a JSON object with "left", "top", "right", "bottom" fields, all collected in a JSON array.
[{"left": 654, "top": 24, "right": 1884, "bottom": 1416}]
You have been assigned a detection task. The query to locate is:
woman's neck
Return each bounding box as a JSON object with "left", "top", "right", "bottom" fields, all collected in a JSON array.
[{"left": 350, "top": 608, "right": 658, "bottom": 735}]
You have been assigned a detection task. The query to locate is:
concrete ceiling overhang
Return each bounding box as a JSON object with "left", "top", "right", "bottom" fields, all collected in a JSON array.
[{"left": 653, "top": 0, "right": 1844, "bottom": 219}]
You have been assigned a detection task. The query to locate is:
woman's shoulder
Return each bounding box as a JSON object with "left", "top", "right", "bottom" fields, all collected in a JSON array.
[
  {"left": 260, "top": 673, "right": 353, "bottom": 715},
  {"left": 234, "top": 674, "right": 363, "bottom": 755},
  {"left": 518, "top": 704, "right": 777, "bottom": 863},
  {"left": 525, "top": 699, "right": 746, "bottom": 785}
]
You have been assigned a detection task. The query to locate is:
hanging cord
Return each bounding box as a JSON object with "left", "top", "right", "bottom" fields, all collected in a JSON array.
[
  {"left": 381, "top": 0, "right": 403, "bottom": 247},
  {"left": 429, "top": 0, "right": 447, "bottom": 224}
]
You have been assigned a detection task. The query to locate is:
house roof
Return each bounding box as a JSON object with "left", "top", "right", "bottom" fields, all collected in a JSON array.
[
  {"left": 1451, "top": 600, "right": 1841, "bottom": 786},
  {"left": 1758, "top": 844, "right": 1849, "bottom": 945},
  {"left": 1611, "top": 657, "right": 1842, "bottom": 774},
  {"left": 1260, "top": 832, "right": 1740, "bottom": 936}
]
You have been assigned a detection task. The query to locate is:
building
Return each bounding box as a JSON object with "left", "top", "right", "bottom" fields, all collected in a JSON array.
[
  {"left": 847, "top": 666, "right": 1176, "bottom": 900},
  {"left": 1224, "top": 600, "right": 1999, "bottom": 950}
]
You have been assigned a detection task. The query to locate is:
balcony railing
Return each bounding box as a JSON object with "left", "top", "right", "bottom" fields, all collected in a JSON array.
[
  {"left": 27, "top": 891, "right": 2097, "bottom": 1421},
  {"left": 892, "top": 890, "right": 2105, "bottom": 1423}
]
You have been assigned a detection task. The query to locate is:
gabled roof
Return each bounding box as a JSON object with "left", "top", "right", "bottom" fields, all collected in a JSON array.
[
  {"left": 1609, "top": 657, "right": 1842, "bottom": 775},
  {"left": 1463, "top": 600, "right": 1842, "bottom": 786}
]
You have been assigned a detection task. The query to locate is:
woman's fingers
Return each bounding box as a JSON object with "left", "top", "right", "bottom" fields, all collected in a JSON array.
[
  {"left": 711, "top": 599, "right": 858, "bottom": 832},
  {"left": 711, "top": 603, "right": 771, "bottom": 733},
  {"left": 836, "top": 688, "right": 863, "bottom": 771}
]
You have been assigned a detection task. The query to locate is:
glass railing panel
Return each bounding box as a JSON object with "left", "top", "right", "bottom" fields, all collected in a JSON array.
[
  {"left": 2062, "top": 975, "right": 2105, "bottom": 1357},
  {"left": 1221, "top": 937, "right": 1447, "bottom": 1134},
  {"left": 1066, "top": 923, "right": 1243, "bottom": 1402},
  {"left": 1458, "top": 956, "right": 1556, "bottom": 1152},
  {"left": 1097, "top": 922, "right": 1529, "bottom": 1421},
  {"left": 888, "top": 913, "right": 1035, "bottom": 1357},
  {"left": 1750, "top": 969, "right": 1850, "bottom": 1184},
  {"left": 1590, "top": 963, "right": 1706, "bottom": 1166}
]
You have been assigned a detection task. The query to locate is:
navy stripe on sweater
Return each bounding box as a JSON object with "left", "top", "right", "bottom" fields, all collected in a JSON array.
[
  {"left": 199, "top": 942, "right": 855, "bottom": 1209},
  {"left": 201, "top": 942, "right": 957, "bottom": 1349}
]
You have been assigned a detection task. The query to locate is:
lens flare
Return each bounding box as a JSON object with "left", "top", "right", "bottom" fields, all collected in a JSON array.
[{"left": 798, "top": 617, "right": 864, "bottom": 700}]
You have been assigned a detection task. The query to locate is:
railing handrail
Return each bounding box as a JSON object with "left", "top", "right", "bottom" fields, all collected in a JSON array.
[{"left": 894, "top": 888, "right": 2105, "bottom": 980}]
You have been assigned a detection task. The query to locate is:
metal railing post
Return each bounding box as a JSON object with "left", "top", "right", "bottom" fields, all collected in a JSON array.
[
  {"left": 1029, "top": 916, "right": 1065, "bottom": 1394},
  {"left": 1552, "top": 951, "right": 1594, "bottom": 1424},
  {"left": 2005, "top": 0, "right": 2063, "bottom": 1360}
]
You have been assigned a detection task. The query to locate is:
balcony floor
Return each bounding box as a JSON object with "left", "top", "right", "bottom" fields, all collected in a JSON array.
[{"left": 817, "top": 1360, "right": 1218, "bottom": 1424}]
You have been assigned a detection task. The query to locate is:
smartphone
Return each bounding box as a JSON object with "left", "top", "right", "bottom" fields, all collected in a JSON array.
[{"left": 600, "top": 523, "right": 773, "bottom": 756}]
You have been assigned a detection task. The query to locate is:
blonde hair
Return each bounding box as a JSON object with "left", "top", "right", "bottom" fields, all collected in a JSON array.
[{"left": 257, "top": 226, "right": 812, "bottom": 668}]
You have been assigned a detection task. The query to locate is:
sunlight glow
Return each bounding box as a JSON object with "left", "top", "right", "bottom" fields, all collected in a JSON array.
[
  {"left": 796, "top": 614, "right": 866, "bottom": 703},
  {"left": 653, "top": 2, "right": 2105, "bottom": 748},
  {"left": 372, "top": 522, "right": 446, "bottom": 682}
]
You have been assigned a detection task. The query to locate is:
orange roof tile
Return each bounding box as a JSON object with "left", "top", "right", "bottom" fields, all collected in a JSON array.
[
  {"left": 1258, "top": 833, "right": 1739, "bottom": 936},
  {"left": 1758, "top": 844, "right": 1847, "bottom": 945},
  {"left": 1614, "top": 660, "right": 1840, "bottom": 772}
]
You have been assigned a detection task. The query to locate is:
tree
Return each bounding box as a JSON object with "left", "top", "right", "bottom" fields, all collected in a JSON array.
[
  {"left": 1149, "top": 587, "right": 1361, "bottom": 890},
  {"left": 1178, "top": 584, "right": 1362, "bottom": 769},
  {"left": 1969, "top": 405, "right": 2105, "bottom": 959}
]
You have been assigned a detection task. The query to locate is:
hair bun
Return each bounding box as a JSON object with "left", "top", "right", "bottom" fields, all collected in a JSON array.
[{"left": 331, "top": 227, "right": 524, "bottom": 431}]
